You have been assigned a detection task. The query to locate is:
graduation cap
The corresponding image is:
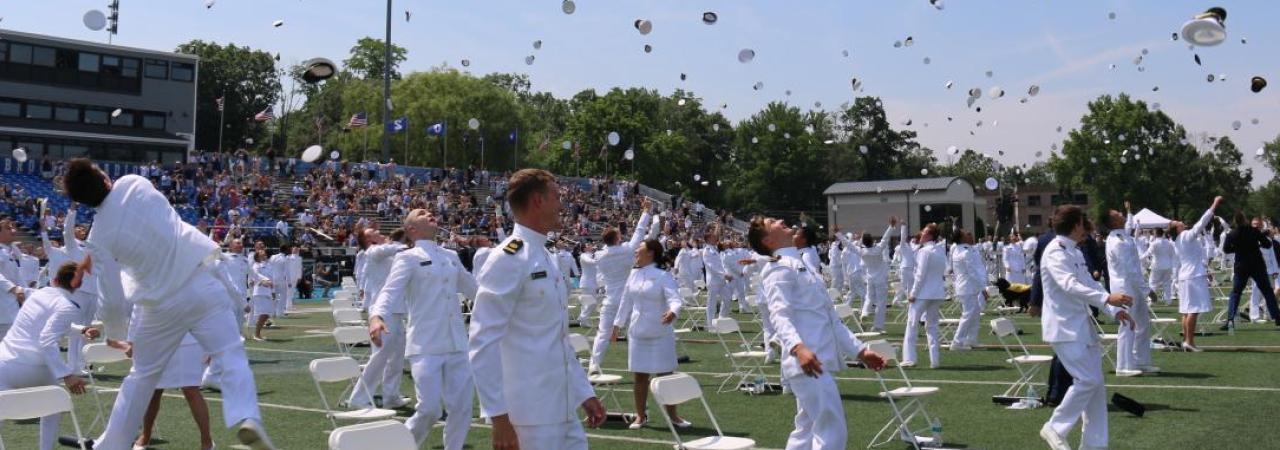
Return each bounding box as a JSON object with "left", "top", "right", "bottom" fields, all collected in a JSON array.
[
  {"left": 702, "top": 12, "right": 718, "bottom": 25},
  {"left": 300, "top": 58, "right": 337, "bottom": 84},
  {"left": 1252, "top": 76, "right": 1267, "bottom": 93},
  {"left": 561, "top": 0, "right": 575, "bottom": 14},
  {"left": 1111, "top": 393, "right": 1145, "bottom": 417},
  {"left": 634, "top": 19, "right": 653, "bottom": 35},
  {"left": 1182, "top": 7, "right": 1227, "bottom": 46}
]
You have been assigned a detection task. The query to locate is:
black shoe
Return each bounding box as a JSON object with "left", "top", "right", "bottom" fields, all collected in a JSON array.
[
  {"left": 1219, "top": 322, "right": 1233, "bottom": 332},
  {"left": 58, "top": 436, "right": 93, "bottom": 449}
]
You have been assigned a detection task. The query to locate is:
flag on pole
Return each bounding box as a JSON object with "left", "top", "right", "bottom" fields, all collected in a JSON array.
[
  {"left": 253, "top": 107, "right": 275, "bottom": 122},
  {"left": 387, "top": 117, "right": 408, "bottom": 133},
  {"left": 346, "top": 112, "right": 368, "bottom": 128},
  {"left": 508, "top": 130, "right": 518, "bottom": 144},
  {"left": 215, "top": 96, "right": 225, "bottom": 112},
  {"left": 426, "top": 122, "right": 447, "bottom": 136}
]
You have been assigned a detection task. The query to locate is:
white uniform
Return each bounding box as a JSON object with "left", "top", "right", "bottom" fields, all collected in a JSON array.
[
  {"left": 374, "top": 240, "right": 478, "bottom": 449},
  {"left": 1041, "top": 235, "right": 1120, "bottom": 450},
  {"left": 347, "top": 242, "right": 408, "bottom": 408},
  {"left": 858, "top": 227, "right": 895, "bottom": 331},
  {"left": 612, "top": 264, "right": 682, "bottom": 374},
  {"left": 701, "top": 245, "right": 732, "bottom": 326},
  {"left": 840, "top": 235, "right": 864, "bottom": 307},
  {"left": 588, "top": 212, "right": 654, "bottom": 371},
  {"left": 893, "top": 224, "right": 917, "bottom": 306},
  {"left": 0, "top": 242, "right": 28, "bottom": 341},
  {"left": 761, "top": 247, "right": 866, "bottom": 450},
  {"left": 60, "top": 210, "right": 101, "bottom": 376},
  {"left": 354, "top": 249, "right": 368, "bottom": 307},
  {"left": 731, "top": 248, "right": 752, "bottom": 312},
  {"left": 1176, "top": 208, "right": 1216, "bottom": 314},
  {"left": 86, "top": 175, "right": 263, "bottom": 450},
  {"left": 0, "top": 287, "right": 80, "bottom": 450},
  {"left": 1106, "top": 220, "right": 1153, "bottom": 373},
  {"left": 827, "top": 242, "right": 845, "bottom": 292},
  {"left": 949, "top": 243, "right": 987, "bottom": 349},
  {"left": 1249, "top": 236, "right": 1279, "bottom": 321},
  {"left": 904, "top": 240, "right": 947, "bottom": 367},
  {"left": 218, "top": 252, "right": 252, "bottom": 328},
  {"left": 556, "top": 248, "right": 578, "bottom": 289},
  {"left": 249, "top": 261, "right": 277, "bottom": 318},
  {"left": 576, "top": 251, "right": 600, "bottom": 322},
  {"left": 469, "top": 224, "right": 596, "bottom": 450},
  {"left": 1142, "top": 237, "right": 1177, "bottom": 305},
  {"left": 268, "top": 253, "right": 291, "bottom": 317},
  {"left": 286, "top": 252, "right": 302, "bottom": 309},
  {"left": 1003, "top": 242, "right": 1028, "bottom": 283}
]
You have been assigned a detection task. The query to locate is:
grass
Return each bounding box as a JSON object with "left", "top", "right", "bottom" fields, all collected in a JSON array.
[{"left": 4, "top": 294, "right": 1279, "bottom": 450}]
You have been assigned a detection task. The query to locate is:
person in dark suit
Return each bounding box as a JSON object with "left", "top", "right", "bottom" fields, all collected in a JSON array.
[{"left": 1222, "top": 211, "right": 1280, "bottom": 329}]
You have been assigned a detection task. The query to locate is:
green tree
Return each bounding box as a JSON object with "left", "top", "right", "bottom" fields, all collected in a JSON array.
[
  {"left": 832, "top": 97, "right": 934, "bottom": 181},
  {"left": 176, "top": 40, "right": 281, "bottom": 154},
  {"left": 1250, "top": 135, "right": 1280, "bottom": 219},
  {"left": 343, "top": 37, "right": 408, "bottom": 81},
  {"left": 722, "top": 102, "right": 830, "bottom": 216}
]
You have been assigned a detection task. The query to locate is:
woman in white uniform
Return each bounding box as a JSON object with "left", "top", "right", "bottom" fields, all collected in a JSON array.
[
  {"left": 612, "top": 239, "right": 689, "bottom": 430},
  {"left": 132, "top": 333, "right": 215, "bottom": 450},
  {"left": 250, "top": 249, "right": 276, "bottom": 341}
]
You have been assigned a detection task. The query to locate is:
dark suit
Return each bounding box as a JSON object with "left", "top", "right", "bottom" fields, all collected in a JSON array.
[{"left": 1223, "top": 226, "right": 1280, "bottom": 324}]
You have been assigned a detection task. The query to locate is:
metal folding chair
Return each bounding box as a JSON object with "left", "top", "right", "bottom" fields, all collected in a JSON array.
[{"left": 866, "top": 340, "right": 944, "bottom": 450}]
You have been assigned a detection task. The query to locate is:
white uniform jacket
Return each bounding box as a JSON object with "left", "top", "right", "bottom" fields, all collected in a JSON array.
[{"left": 761, "top": 247, "right": 865, "bottom": 380}]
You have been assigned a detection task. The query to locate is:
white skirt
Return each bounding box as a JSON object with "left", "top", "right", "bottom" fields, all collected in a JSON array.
[
  {"left": 1177, "top": 277, "right": 1212, "bottom": 314},
  {"left": 159, "top": 336, "right": 203, "bottom": 389},
  {"left": 251, "top": 294, "right": 275, "bottom": 318},
  {"left": 627, "top": 333, "right": 678, "bottom": 374}
]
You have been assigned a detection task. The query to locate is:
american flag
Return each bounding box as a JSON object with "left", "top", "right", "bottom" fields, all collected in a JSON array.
[
  {"left": 253, "top": 107, "right": 274, "bottom": 122},
  {"left": 215, "top": 96, "right": 224, "bottom": 112},
  {"left": 346, "top": 112, "right": 368, "bottom": 129}
]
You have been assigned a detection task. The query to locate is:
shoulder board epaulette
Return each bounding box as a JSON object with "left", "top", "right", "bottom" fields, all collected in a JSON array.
[
  {"left": 769, "top": 255, "right": 780, "bottom": 262},
  {"left": 503, "top": 239, "right": 524, "bottom": 255},
  {"left": 397, "top": 247, "right": 412, "bottom": 253}
]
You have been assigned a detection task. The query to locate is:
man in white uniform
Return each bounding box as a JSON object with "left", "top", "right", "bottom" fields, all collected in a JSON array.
[
  {"left": 893, "top": 224, "right": 918, "bottom": 307},
  {"left": 747, "top": 215, "right": 886, "bottom": 450},
  {"left": 1039, "top": 205, "right": 1134, "bottom": 450},
  {"left": 63, "top": 159, "right": 274, "bottom": 450},
  {"left": 0, "top": 219, "right": 27, "bottom": 340},
  {"left": 587, "top": 201, "right": 655, "bottom": 374},
  {"left": 1171, "top": 197, "right": 1222, "bottom": 351},
  {"left": 469, "top": 169, "right": 606, "bottom": 450},
  {"left": 287, "top": 246, "right": 303, "bottom": 309},
  {"left": 949, "top": 229, "right": 987, "bottom": 351},
  {"left": 1103, "top": 206, "right": 1156, "bottom": 376},
  {"left": 348, "top": 228, "right": 409, "bottom": 409},
  {"left": 57, "top": 208, "right": 99, "bottom": 376},
  {"left": 827, "top": 237, "right": 845, "bottom": 293},
  {"left": 841, "top": 232, "right": 865, "bottom": 308},
  {"left": 1142, "top": 229, "right": 1177, "bottom": 305},
  {"left": 576, "top": 244, "right": 601, "bottom": 324},
  {"left": 904, "top": 224, "right": 948, "bottom": 368},
  {"left": 858, "top": 219, "right": 897, "bottom": 332},
  {"left": 268, "top": 244, "right": 293, "bottom": 317},
  {"left": 203, "top": 238, "right": 253, "bottom": 390},
  {"left": 1004, "top": 234, "right": 1028, "bottom": 283},
  {"left": 0, "top": 264, "right": 92, "bottom": 450},
  {"left": 370, "top": 209, "right": 478, "bottom": 449}
]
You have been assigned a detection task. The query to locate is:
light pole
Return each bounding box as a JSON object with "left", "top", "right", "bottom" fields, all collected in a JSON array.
[{"left": 380, "top": 0, "right": 392, "bottom": 163}]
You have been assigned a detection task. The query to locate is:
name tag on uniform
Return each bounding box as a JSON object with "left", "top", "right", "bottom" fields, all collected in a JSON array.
[
  {"left": 798, "top": 267, "right": 807, "bottom": 272},
  {"left": 532, "top": 271, "right": 547, "bottom": 280},
  {"left": 420, "top": 260, "right": 432, "bottom": 267}
]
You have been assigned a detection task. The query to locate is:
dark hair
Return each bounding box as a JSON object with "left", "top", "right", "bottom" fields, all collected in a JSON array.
[
  {"left": 1233, "top": 210, "right": 1248, "bottom": 228},
  {"left": 861, "top": 233, "right": 874, "bottom": 247},
  {"left": 951, "top": 227, "right": 966, "bottom": 244},
  {"left": 1097, "top": 209, "right": 1123, "bottom": 233},
  {"left": 54, "top": 261, "right": 78, "bottom": 291},
  {"left": 388, "top": 228, "right": 406, "bottom": 243},
  {"left": 642, "top": 239, "right": 669, "bottom": 269},
  {"left": 796, "top": 225, "right": 817, "bottom": 248},
  {"left": 356, "top": 227, "right": 374, "bottom": 250},
  {"left": 507, "top": 168, "right": 556, "bottom": 213},
  {"left": 280, "top": 242, "right": 294, "bottom": 254},
  {"left": 601, "top": 227, "right": 620, "bottom": 246},
  {"left": 1053, "top": 205, "right": 1085, "bottom": 235},
  {"left": 64, "top": 158, "right": 110, "bottom": 206},
  {"left": 746, "top": 216, "right": 770, "bottom": 256},
  {"left": 921, "top": 223, "right": 939, "bottom": 242},
  {"left": 1153, "top": 228, "right": 1164, "bottom": 238}
]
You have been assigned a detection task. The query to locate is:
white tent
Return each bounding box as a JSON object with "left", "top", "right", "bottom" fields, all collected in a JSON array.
[{"left": 1132, "top": 208, "right": 1171, "bottom": 229}]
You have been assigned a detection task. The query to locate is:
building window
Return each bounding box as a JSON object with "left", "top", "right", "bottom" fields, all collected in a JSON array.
[
  {"left": 79, "top": 52, "right": 101, "bottom": 72},
  {"left": 54, "top": 48, "right": 77, "bottom": 69},
  {"left": 110, "top": 111, "right": 134, "bottom": 127},
  {"left": 121, "top": 58, "right": 139, "bottom": 78},
  {"left": 1074, "top": 194, "right": 1089, "bottom": 204},
  {"left": 54, "top": 104, "right": 80, "bottom": 122},
  {"left": 0, "top": 100, "right": 20, "bottom": 117},
  {"left": 144, "top": 59, "right": 168, "bottom": 79},
  {"left": 1026, "top": 195, "right": 1041, "bottom": 207},
  {"left": 1050, "top": 194, "right": 1062, "bottom": 205},
  {"left": 32, "top": 46, "right": 55, "bottom": 67},
  {"left": 141, "top": 112, "right": 166, "bottom": 130},
  {"left": 171, "top": 62, "right": 194, "bottom": 82},
  {"left": 1028, "top": 215, "right": 1043, "bottom": 227},
  {"left": 84, "top": 108, "right": 110, "bottom": 125},
  {"left": 0, "top": 43, "right": 7, "bottom": 62},
  {"left": 100, "top": 55, "right": 121, "bottom": 76},
  {"left": 9, "top": 44, "right": 32, "bottom": 64},
  {"left": 25, "top": 102, "right": 52, "bottom": 120}
]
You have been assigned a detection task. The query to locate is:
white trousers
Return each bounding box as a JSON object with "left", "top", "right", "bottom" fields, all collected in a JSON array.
[
  {"left": 903, "top": 299, "right": 942, "bottom": 366},
  {"left": 893, "top": 270, "right": 915, "bottom": 305},
  {"left": 285, "top": 282, "right": 297, "bottom": 311},
  {"left": 732, "top": 277, "right": 750, "bottom": 313},
  {"left": 514, "top": 420, "right": 587, "bottom": 450},
  {"left": 406, "top": 351, "right": 474, "bottom": 450},
  {"left": 576, "top": 291, "right": 598, "bottom": 323},
  {"left": 66, "top": 289, "right": 100, "bottom": 373},
  {"left": 1249, "top": 274, "right": 1278, "bottom": 321},
  {"left": 95, "top": 267, "right": 263, "bottom": 450},
  {"left": 273, "top": 285, "right": 289, "bottom": 317},
  {"left": 1047, "top": 341, "right": 1108, "bottom": 449},
  {"left": 704, "top": 280, "right": 731, "bottom": 326},
  {"left": 952, "top": 293, "right": 983, "bottom": 348},
  {"left": 1116, "top": 294, "right": 1152, "bottom": 371},
  {"left": 0, "top": 360, "right": 61, "bottom": 450},
  {"left": 843, "top": 272, "right": 864, "bottom": 308},
  {"left": 784, "top": 373, "right": 847, "bottom": 450},
  {"left": 349, "top": 313, "right": 405, "bottom": 406},
  {"left": 1148, "top": 269, "right": 1174, "bottom": 305},
  {"left": 861, "top": 280, "right": 888, "bottom": 331},
  {"left": 589, "top": 287, "right": 623, "bottom": 370},
  {"left": 0, "top": 323, "right": 9, "bottom": 341},
  {"left": 829, "top": 265, "right": 844, "bottom": 292}
]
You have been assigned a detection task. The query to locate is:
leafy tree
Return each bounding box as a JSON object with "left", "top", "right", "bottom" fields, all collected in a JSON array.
[
  {"left": 722, "top": 102, "right": 829, "bottom": 216},
  {"left": 832, "top": 97, "right": 934, "bottom": 181},
  {"left": 343, "top": 37, "right": 408, "bottom": 81},
  {"left": 176, "top": 40, "right": 280, "bottom": 154}
]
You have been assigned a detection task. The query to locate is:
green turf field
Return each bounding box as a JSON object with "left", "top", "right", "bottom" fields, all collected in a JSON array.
[{"left": 4, "top": 294, "right": 1278, "bottom": 450}]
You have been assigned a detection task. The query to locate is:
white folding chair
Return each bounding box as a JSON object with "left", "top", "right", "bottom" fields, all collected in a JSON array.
[
  {"left": 81, "top": 343, "right": 129, "bottom": 433},
  {"left": 309, "top": 357, "right": 397, "bottom": 429},
  {"left": 567, "top": 333, "right": 624, "bottom": 414},
  {"left": 990, "top": 318, "right": 1052, "bottom": 406},
  {"left": 835, "top": 304, "right": 882, "bottom": 339},
  {"left": 1148, "top": 306, "right": 1180, "bottom": 350},
  {"left": 332, "top": 308, "right": 365, "bottom": 327},
  {"left": 866, "top": 340, "right": 943, "bottom": 450},
  {"left": 330, "top": 298, "right": 356, "bottom": 310},
  {"left": 328, "top": 419, "right": 415, "bottom": 450},
  {"left": 1090, "top": 315, "right": 1119, "bottom": 367},
  {"left": 0, "top": 386, "right": 88, "bottom": 450},
  {"left": 678, "top": 288, "right": 706, "bottom": 331},
  {"left": 650, "top": 374, "right": 756, "bottom": 450},
  {"left": 937, "top": 309, "right": 963, "bottom": 346},
  {"left": 709, "top": 318, "right": 770, "bottom": 394},
  {"left": 332, "top": 326, "right": 371, "bottom": 360}
]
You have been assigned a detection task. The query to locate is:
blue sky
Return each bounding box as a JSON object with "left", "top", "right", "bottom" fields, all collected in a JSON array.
[{"left": 3, "top": 0, "right": 1276, "bottom": 185}]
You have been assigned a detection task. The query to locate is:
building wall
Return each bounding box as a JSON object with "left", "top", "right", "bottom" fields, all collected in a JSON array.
[
  {"left": 977, "top": 186, "right": 1092, "bottom": 236},
  {"left": 827, "top": 179, "right": 984, "bottom": 237}
]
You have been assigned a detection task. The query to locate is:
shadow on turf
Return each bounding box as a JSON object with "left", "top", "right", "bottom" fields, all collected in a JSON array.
[
  {"left": 1147, "top": 371, "right": 1215, "bottom": 380},
  {"left": 1108, "top": 402, "right": 1200, "bottom": 415}
]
